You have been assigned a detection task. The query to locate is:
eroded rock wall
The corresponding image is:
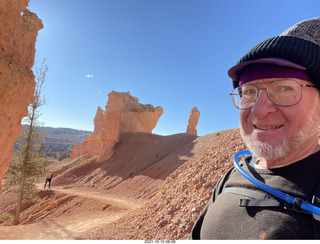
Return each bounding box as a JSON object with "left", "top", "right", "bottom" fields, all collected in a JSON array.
[
  {"left": 86, "top": 107, "right": 105, "bottom": 158},
  {"left": 70, "top": 143, "right": 79, "bottom": 159},
  {"left": 0, "top": 0, "right": 43, "bottom": 194},
  {"left": 80, "top": 91, "right": 163, "bottom": 162},
  {"left": 80, "top": 135, "right": 90, "bottom": 155}
]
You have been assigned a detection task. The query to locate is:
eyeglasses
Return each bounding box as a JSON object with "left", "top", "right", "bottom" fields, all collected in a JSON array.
[{"left": 229, "top": 79, "right": 317, "bottom": 110}]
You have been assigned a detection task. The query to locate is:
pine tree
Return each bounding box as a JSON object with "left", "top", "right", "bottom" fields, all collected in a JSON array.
[{"left": 3, "top": 59, "right": 48, "bottom": 225}]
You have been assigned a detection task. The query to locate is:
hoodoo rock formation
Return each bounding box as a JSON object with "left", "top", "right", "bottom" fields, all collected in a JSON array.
[
  {"left": 80, "top": 91, "right": 163, "bottom": 162},
  {"left": 75, "top": 106, "right": 105, "bottom": 159},
  {"left": 70, "top": 143, "right": 79, "bottom": 159},
  {"left": 186, "top": 107, "right": 200, "bottom": 136},
  {"left": 80, "top": 135, "right": 90, "bottom": 155},
  {"left": 0, "top": 0, "right": 43, "bottom": 194}
]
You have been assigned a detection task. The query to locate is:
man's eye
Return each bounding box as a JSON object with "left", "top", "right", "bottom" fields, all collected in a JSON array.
[
  {"left": 242, "top": 89, "right": 256, "bottom": 96},
  {"left": 278, "top": 86, "right": 296, "bottom": 93},
  {"left": 282, "top": 86, "right": 293, "bottom": 91}
]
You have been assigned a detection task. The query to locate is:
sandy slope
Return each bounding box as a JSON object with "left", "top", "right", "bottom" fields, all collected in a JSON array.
[{"left": 0, "top": 129, "right": 237, "bottom": 240}]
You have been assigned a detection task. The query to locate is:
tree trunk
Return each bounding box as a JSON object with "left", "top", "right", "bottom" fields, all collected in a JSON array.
[
  {"left": 13, "top": 177, "right": 24, "bottom": 225},
  {"left": 13, "top": 100, "right": 34, "bottom": 225}
]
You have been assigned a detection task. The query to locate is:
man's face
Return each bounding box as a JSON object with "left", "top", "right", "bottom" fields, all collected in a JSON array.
[{"left": 239, "top": 78, "right": 320, "bottom": 168}]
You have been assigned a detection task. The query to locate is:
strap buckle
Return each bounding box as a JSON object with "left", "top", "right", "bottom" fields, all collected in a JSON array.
[{"left": 283, "top": 198, "right": 310, "bottom": 215}]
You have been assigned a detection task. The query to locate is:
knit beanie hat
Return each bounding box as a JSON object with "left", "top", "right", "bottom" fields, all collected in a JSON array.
[{"left": 228, "top": 17, "right": 320, "bottom": 88}]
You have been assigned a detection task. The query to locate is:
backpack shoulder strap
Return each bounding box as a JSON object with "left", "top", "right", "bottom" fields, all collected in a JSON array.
[
  {"left": 215, "top": 156, "right": 253, "bottom": 195},
  {"left": 223, "top": 187, "right": 284, "bottom": 208},
  {"left": 223, "top": 183, "right": 320, "bottom": 239},
  {"left": 213, "top": 165, "right": 237, "bottom": 198},
  {"left": 312, "top": 183, "right": 320, "bottom": 239},
  {"left": 188, "top": 164, "right": 238, "bottom": 240}
]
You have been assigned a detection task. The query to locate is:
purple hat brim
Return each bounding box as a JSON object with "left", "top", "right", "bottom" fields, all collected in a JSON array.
[{"left": 228, "top": 57, "right": 306, "bottom": 81}]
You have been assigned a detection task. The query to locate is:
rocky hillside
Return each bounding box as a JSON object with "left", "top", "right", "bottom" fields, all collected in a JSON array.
[
  {"left": 0, "top": 128, "right": 248, "bottom": 239},
  {"left": 79, "top": 128, "right": 247, "bottom": 239},
  {"left": 53, "top": 130, "right": 232, "bottom": 200}
]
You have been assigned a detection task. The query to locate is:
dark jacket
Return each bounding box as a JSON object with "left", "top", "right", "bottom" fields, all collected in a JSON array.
[{"left": 189, "top": 150, "right": 320, "bottom": 239}]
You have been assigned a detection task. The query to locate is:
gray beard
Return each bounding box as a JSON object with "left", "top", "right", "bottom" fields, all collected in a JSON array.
[
  {"left": 240, "top": 106, "right": 319, "bottom": 161},
  {"left": 240, "top": 129, "right": 310, "bottom": 160}
]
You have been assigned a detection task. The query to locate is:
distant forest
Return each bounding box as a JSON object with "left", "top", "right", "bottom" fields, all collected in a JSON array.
[{"left": 15, "top": 125, "right": 92, "bottom": 160}]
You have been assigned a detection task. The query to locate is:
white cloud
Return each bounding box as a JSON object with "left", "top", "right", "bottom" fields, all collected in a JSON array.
[{"left": 85, "top": 74, "right": 94, "bottom": 78}]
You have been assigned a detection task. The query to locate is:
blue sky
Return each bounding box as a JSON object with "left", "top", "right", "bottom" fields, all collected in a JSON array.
[{"left": 28, "top": 0, "right": 320, "bottom": 136}]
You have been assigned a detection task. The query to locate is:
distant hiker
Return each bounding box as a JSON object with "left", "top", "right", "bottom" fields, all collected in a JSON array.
[
  {"left": 44, "top": 173, "right": 53, "bottom": 189},
  {"left": 189, "top": 18, "right": 320, "bottom": 239}
]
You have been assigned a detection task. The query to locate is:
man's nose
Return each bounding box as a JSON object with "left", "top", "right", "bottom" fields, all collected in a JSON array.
[{"left": 251, "top": 89, "right": 277, "bottom": 117}]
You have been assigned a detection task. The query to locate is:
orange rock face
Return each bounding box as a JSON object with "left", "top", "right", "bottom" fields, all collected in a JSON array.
[
  {"left": 0, "top": 0, "right": 43, "bottom": 194},
  {"left": 80, "top": 135, "right": 90, "bottom": 155},
  {"left": 70, "top": 143, "right": 79, "bottom": 159},
  {"left": 86, "top": 107, "right": 105, "bottom": 158},
  {"left": 81, "top": 91, "right": 163, "bottom": 162},
  {"left": 186, "top": 107, "right": 200, "bottom": 136}
]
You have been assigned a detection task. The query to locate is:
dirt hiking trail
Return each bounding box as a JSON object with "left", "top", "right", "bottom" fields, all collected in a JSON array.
[{"left": 0, "top": 185, "right": 146, "bottom": 240}]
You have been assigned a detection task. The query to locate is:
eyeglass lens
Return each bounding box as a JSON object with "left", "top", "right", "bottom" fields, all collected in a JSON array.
[{"left": 231, "top": 80, "right": 302, "bottom": 109}]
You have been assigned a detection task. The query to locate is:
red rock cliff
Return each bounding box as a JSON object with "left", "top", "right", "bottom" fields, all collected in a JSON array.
[{"left": 0, "top": 0, "right": 43, "bottom": 194}]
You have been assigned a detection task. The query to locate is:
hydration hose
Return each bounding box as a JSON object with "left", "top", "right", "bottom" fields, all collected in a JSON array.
[{"left": 233, "top": 150, "right": 320, "bottom": 217}]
